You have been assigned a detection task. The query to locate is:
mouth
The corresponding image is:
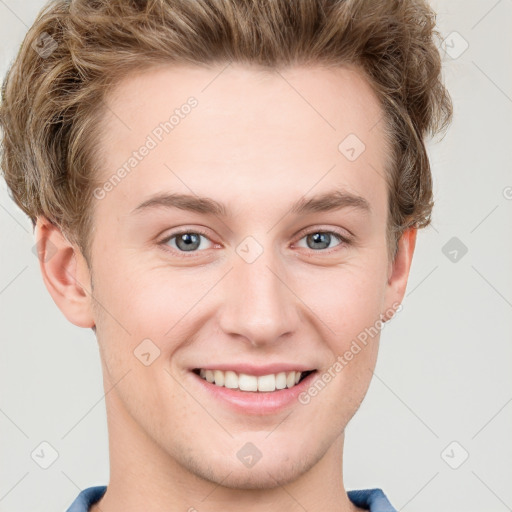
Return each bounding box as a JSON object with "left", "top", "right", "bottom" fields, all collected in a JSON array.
[{"left": 192, "top": 368, "right": 316, "bottom": 393}]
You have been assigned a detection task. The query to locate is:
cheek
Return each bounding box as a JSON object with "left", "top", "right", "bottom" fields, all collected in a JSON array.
[
  {"left": 93, "top": 261, "right": 213, "bottom": 365},
  {"left": 301, "top": 261, "right": 386, "bottom": 340},
  {"left": 300, "top": 272, "right": 383, "bottom": 422},
  {"left": 296, "top": 260, "right": 385, "bottom": 401}
]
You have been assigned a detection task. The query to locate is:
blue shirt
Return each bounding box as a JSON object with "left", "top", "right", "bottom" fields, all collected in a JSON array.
[{"left": 66, "top": 485, "right": 397, "bottom": 511}]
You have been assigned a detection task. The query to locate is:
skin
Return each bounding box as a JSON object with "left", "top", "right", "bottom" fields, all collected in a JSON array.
[{"left": 35, "top": 63, "right": 416, "bottom": 512}]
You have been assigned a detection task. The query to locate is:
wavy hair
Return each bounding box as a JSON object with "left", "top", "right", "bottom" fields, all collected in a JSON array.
[{"left": 0, "top": 0, "right": 453, "bottom": 264}]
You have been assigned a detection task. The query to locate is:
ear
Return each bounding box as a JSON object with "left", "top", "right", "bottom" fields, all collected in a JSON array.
[
  {"left": 34, "top": 216, "right": 95, "bottom": 329},
  {"left": 382, "top": 227, "right": 417, "bottom": 320}
]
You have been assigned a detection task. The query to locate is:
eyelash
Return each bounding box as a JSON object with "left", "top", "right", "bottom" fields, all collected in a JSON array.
[
  {"left": 158, "top": 229, "right": 351, "bottom": 258},
  {"left": 158, "top": 228, "right": 215, "bottom": 258},
  {"left": 158, "top": 227, "right": 351, "bottom": 258}
]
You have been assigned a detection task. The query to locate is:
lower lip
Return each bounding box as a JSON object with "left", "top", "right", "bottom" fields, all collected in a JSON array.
[{"left": 190, "top": 371, "right": 318, "bottom": 415}]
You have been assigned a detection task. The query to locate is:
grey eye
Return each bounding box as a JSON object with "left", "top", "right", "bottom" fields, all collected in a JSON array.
[
  {"left": 297, "top": 232, "right": 343, "bottom": 251},
  {"left": 165, "top": 232, "right": 212, "bottom": 252}
]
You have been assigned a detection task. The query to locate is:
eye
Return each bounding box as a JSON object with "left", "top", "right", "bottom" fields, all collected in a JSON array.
[
  {"left": 159, "top": 229, "right": 214, "bottom": 255},
  {"left": 158, "top": 227, "right": 351, "bottom": 258},
  {"left": 295, "top": 230, "right": 349, "bottom": 252}
]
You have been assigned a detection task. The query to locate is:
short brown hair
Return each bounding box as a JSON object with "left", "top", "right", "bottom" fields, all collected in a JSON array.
[{"left": 0, "top": 0, "right": 452, "bottom": 265}]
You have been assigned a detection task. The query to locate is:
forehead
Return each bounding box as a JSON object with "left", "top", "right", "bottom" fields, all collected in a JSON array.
[{"left": 94, "top": 63, "right": 390, "bottom": 221}]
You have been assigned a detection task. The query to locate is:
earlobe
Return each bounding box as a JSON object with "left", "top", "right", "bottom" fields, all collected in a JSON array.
[
  {"left": 34, "top": 216, "right": 96, "bottom": 329},
  {"left": 383, "top": 228, "right": 417, "bottom": 320}
]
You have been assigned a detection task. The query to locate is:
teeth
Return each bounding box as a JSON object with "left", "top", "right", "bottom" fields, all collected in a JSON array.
[
  {"left": 213, "top": 370, "right": 224, "bottom": 386},
  {"left": 275, "top": 372, "right": 287, "bottom": 390},
  {"left": 197, "top": 369, "right": 307, "bottom": 392},
  {"left": 239, "top": 373, "right": 258, "bottom": 391},
  {"left": 257, "top": 374, "right": 275, "bottom": 392},
  {"left": 224, "top": 370, "right": 238, "bottom": 389}
]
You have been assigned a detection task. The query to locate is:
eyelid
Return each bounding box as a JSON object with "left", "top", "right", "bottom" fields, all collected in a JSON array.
[
  {"left": 159, "top": 226, "right": 212, "bottom": 243},
  {"left": 157, "top": 225, "right": 353, "bottom": 257},
  {"left": 292, "top": 225, "right": 353, "bottom": 246},
  {"left": 292, "top": 227, "right": 352, "bottom": 254}
]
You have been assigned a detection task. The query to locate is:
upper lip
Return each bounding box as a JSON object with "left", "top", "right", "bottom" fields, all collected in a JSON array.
[{"left": 192, "top": 363, "right": 316, "bottom": 376}]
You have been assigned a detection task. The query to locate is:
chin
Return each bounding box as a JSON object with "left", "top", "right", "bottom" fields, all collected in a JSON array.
[
  {"left": 210, "top": 465, "right": 305, "bottom": 490},
  {"left": 183, "top": 448, "right": 316, "bottom": 490}
]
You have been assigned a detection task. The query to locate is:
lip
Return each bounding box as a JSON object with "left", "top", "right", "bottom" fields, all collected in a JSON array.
[
  {"left": 190, "top": 363, "right": 315, "bottom": 376},
  {"left": 189, "top": 368, "right": 318, "bottom": 415}
]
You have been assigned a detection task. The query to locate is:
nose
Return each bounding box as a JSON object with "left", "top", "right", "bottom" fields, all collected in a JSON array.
[{"left": 216, "top": 244, "right": 300, "bottom": 348}]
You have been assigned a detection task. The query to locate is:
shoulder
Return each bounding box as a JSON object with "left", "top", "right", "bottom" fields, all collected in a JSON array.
[
  {"left": 347, "top": 488, "right": 397, "bottom": 512},
  {"left": 65, "top": 485, "right": 107, "bottom": 512}
]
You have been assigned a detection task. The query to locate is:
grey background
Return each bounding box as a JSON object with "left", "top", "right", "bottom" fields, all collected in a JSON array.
[{"left": 1, "top": 1, "right": 511, "bottom": 511}]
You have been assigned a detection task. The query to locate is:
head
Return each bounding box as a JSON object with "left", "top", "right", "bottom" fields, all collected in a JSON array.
[{"left": 1, "top": 0, "right": 452, "bottom": 490}]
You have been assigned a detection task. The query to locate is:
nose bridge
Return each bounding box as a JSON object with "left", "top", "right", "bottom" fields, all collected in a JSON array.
[{"left": 217, "top": 239, "right": 298, "bottom": 346}]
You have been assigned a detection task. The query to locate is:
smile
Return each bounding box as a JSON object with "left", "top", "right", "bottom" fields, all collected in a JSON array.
[{"left": 193, "top": 368, "right": 315, "bottom": 392}]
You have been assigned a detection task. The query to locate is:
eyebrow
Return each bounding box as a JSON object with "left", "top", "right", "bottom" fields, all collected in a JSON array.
[{"left": 130, "top": 189, "right": 371, "bottom": 217}]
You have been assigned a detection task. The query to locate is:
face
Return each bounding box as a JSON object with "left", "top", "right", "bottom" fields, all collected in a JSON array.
[{"left": 40, "top": 63, "right": 415, "bottom": 489}]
